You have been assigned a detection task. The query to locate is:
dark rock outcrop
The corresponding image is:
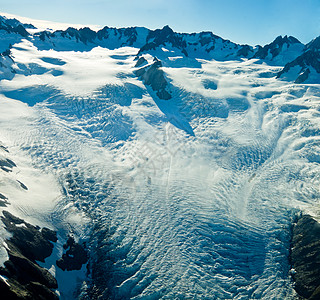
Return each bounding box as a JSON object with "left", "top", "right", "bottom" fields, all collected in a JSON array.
[
  {"left": 0, "top": 211, "right": 58, "bottom": 299},
  {"left": 277, "top": 50, "right": 320, "bottom": 83},
  {"left": 51, "top": 27, "right": 97, "bottom": 45},
  {"left": 237, "top": 44, "right": 254, "bottom": 58},
  {"left": 56, "top": 236, "right": 88, "bottom": 271},
  {"left": 1, "top": 211, "right": 57, "bottom": 262},
  {"left": 97, "top": 26, "right": 139, "bottom": 46},
  {"left": 0, "top": 192, "right": 9, "bottom": 207},
  {"left": 16, "top": 180, "right": 28, "bottom": 191},
  {"left": 134, "top": 56, "right": 148, "bottom": 68},
  {"left": 254, "top": 35, "right": 302, "bottom": 60},
  {"left": 291, "top": 214, "right": 320, "bottom": 299},
  {"left": 0, "top": 157, "right": 16, "bottom": 172},
  {"left": 1, "top": 48, "right": 12, "bottom": 57},
  {"left": 0, "top": 144, "right": 9, "bottom": 152},
  {"left": 138, "top": 25, "right": 188, "bottom": 56},
  {"left": 0, "top": 16, "right": 35, "bottom": 31},
  {"left": 305, "top": 36, "right": 320, "bottom": 52},
  {"left": 0, "top": 192, "right": 8, "bottom": 200},
  {"left": 0, "top": 16, "right": 29, "bottom": 37},
  {"left": 135, "top": 58, "right": 172, "bottom": 100},
  {"left": 35, "top": 27, "right": 96, "bottom": 45},
  {"left": 35, "top": 25, "right": 141, "bottom": 49}
]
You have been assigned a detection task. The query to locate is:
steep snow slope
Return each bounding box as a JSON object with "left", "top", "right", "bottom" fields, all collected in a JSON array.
[{"left": 1, "top": 14, "right": 320, "bottom": 300}]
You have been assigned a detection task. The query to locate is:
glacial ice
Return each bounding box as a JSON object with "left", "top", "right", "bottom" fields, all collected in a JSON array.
[{"left": 0, "top": 26, "right": 320, "bottom": 299}]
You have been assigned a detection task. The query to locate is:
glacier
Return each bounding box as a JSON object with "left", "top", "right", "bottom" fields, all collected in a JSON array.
[{"left": 0, "top": 13, "right": 320, "bottom": 299}]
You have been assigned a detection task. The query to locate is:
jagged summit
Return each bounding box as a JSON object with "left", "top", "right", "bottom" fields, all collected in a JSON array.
[
  {"left": 305, "top": 36, "right": 320, "bottom": 51},
  {"left": 254, "top": 35, "right": 303, "bottom": 62},
  {"left": 277, "top": 50, "right": 320, "bottom": 83},
  {"left": 149, "top": 25, "right": 174, "bottom": 39},
  {"left": 138, "top": 25, "right": 188, "bottom": 56},
  {"left": 0, "top": 15, "right": 29, "bottom": 37},
  {"left": 35, "top": 25, "right": 145, "bottom": 48},
  {"left": 146, "top": 25, "right": 180, "bottom": 46},
  {"left": 276, "top": 35, "right": 301, "bottom": 45},
  {"left": 0, "top": 14, "right": 320, "bottom": 83},
  {"left": 0, "top": 15, "right": 35, "bottom": 30},
  {"left": 135, "top": 55, "right": 172, "bottom": 100}
]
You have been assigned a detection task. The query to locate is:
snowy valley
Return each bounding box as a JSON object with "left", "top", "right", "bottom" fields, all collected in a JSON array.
[{"left": 0, "top": 14, "right": 320, "bottom": 299}]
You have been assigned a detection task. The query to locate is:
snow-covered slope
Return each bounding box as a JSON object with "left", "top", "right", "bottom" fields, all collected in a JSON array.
[
  {"left": 277, "top": 36, "right": 320, "bottom": 83},
  {"left": 253, "top": 35, "right": 304, "bottom": 64},
  {"left": 0, "top": 13, "right": 320, "bottom": 300}
]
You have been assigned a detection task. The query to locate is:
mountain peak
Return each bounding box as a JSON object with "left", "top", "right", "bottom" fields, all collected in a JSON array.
[
  {"left": 273, "top": 35, "right": 301, "bottom": 45},
  {"left": 254, "top": 34, "right": 303, "bottom": 61},
  {"left": 147, "top": 25, "right": 175, "bottom": 42},
  {"left": 305, "top": 36, "right": 320, "bottom": 51},
  {"left": 161, "top": 25, "right": 173, "bottom": 33},
  {"left": 137, "top": 24, "right": 187, "bottom": 56},
  {"left": 0, "top": 15, "right": 29, "bottom": 37},
  {"left": 277, "top": 49, "right": 320, "bottom": 83}
]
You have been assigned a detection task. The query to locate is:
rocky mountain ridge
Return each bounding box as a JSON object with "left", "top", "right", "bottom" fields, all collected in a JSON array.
[{"left": 0, "top": 15, "right": 319, "bottom": 84}]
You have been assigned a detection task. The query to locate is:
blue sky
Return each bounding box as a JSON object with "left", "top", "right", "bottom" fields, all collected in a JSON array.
[{"left": 0, "top": 0, "right": 319, "bottom": 45}]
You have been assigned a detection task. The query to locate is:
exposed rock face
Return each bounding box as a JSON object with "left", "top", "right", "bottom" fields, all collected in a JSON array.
[
  {"left": 96, "top": 26, "right": 139, "bottom": 45},
  {"left": 0, "top": 16, "right": 35, "bottom": 31},
  {"left": 0, "top": 144, "right": 12, "bottom": 207},
  {"left": 254, "top": 35, "right": 302, "bottom": 60},
  {"left": 137, "top": 26, "right": 250, "bottom": 59},
  {"left": 16, "top": 180, "right": 28, "bottom": 190},
  {"left": 277, "top": 50, "right": 320, "bottom": 83},
  {"left": 43, "top": 27, "right": 97, "bottom": 45},
  {"left": 0, "top": 144, "right": 9, "bottom": 153},
  {"left": 56, "top": 236, "right": 88, "bottom": 271},
  {"left": 0, "top": 48, "right": 15, "bottom": 81},
  {"left": 237, "top": 44, "right": 254, "bottom": 57},
  {"left": 0, "top": 157, "right": 16, "bottom": 172},
  {"left": 138, "top": 25, "right": 188, "bottom": 56},
  {"left": 295, "top": 68, "right": 311, "bottom": 84},
  {"left": 0, "top": 151, "right": 29, "bottom": 208},
  {"left": 0, "top": 16, "right": 29, "bottom": 37},
  {"left": 135, "top": 58, "right": 172, "bottom": 100},
  {"left": 1, "top": 211, "right": 57, "bottom": 262},
  {"left": 0, "top": 211, "right": 58, "bottom": 299},
  {"left": 134, "top": 56, "right": 148, "bottom": 68},
  {"left": 35, "top": 26, "right": 141, "bottom": 48},
  {"left": 185, "top": 31, "right": 246, "bottom": 58},
  {"left": 273, "top": 35, "right": 320, "bottom": 83},
  {"left": 0, "top": 192, "right": 9, "bottom": 207},
  {"left": 305, "top": 36, "right": 320, "bottom": 52},
  {"left": 291, "top": 214, "right": 320, "bottom": 299}
]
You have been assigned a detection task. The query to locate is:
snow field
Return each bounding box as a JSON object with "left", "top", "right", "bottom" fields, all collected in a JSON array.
[{"left": 0, "top": 34, "right": 320, "bottom": 299}]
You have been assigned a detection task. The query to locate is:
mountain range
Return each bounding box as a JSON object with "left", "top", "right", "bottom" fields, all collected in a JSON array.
[{"left": 1, "top": 15, "right": 320, "bottom": 85}]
